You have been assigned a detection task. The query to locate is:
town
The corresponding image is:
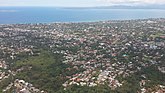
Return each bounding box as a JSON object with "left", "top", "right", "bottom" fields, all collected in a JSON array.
[{"left": 0, "top": 18, "right": 165, "bottom": 93}]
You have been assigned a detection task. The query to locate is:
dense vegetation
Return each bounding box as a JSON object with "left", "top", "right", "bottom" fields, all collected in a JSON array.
[{"left": 12, "top": 50, "right": 82, "bottom": 92}]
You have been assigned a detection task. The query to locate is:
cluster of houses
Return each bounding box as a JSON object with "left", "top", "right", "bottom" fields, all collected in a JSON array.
[
  {"left": 140, "top": 84, "right": 165, "bottom": 93},
  {"left": 0, "top": 60, "right": 7, "bottom": 69},
  {"left": 13, "top": 79, "right": 47, "bottom": 93},
  {"left": 0, "top": 72, "right": 9, "bottom": 81},
  {"left": 63, "top": 69, "right": 122, "bottom": 89},
  {"left": 0, "top": 59, "right": 9, "bottom": 82}
]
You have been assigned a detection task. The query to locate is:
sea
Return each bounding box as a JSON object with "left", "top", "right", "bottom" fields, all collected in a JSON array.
[{"left": 0, "top": 7, "right": 165, "bottom": 24}]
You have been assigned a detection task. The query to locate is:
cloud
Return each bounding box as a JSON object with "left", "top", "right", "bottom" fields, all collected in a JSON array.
[
  {"left": 0, "top": 0, "right": 26, "bottom": 6},
  {"left": 0, "top": 10, "right": 18, "bottom": 12},
  {"left": 0, "top": 0, "right": 164, "bottom": 7},
  {"left": 97, "top": 0, "right": 165, "bottom": 5}
]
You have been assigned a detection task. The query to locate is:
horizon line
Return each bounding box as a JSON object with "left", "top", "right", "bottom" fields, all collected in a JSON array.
[{"left": 0, "top": 4, "right": 165, "bottom": 7}]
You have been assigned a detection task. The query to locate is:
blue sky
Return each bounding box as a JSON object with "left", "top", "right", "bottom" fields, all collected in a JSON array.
[{"left": 0, "top": 0, "right": 164, "bottom": 7}]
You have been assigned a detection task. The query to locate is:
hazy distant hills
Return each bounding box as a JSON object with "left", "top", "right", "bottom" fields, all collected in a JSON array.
[
  {"left": 64, "top": 4, "right": 165, "bottom": 9},
  {"left": 96, "top": 4, "right": 165, "bottom": 9}
]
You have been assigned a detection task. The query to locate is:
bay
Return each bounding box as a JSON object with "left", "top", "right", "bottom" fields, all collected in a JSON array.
[{"left": 0, "top": 7, "right": 165, "bottom": 24}]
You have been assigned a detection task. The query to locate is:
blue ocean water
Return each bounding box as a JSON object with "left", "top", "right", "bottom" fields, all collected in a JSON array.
[{"left": 0, "top": 7, "right": 165, "bottom": 24}]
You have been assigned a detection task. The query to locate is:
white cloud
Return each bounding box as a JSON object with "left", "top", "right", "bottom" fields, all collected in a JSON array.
[
  {"left": 97, "top": 0, "right": 165, "bottom": 5},
  {"left": 0, "top": 0, "right": 164, "bottom": 6},
  {"left": 0, "top": 10, "right": 18, "bottom": 12}
]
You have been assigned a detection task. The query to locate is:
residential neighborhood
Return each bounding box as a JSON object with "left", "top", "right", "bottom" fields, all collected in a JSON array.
[{"left": 0, "top": 18, "right": 165, "bottom": 93}]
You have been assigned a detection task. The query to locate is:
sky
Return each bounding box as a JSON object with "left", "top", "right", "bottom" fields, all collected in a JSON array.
[{"left": 0, "top": 0, "right": 164, "bottom": 7}]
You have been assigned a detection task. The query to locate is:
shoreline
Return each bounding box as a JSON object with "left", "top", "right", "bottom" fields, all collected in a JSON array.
[{"left": 0, "top": 18, "right": 165, "bottom": 25}]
